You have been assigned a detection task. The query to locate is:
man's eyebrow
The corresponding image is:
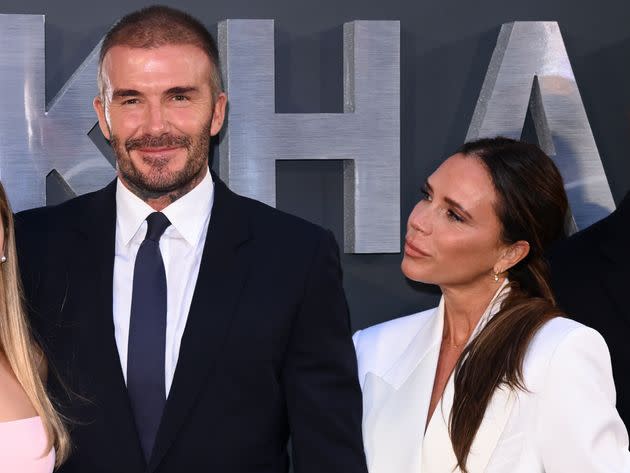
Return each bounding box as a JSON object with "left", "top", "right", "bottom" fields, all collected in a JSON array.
[
  {"left": 111, "top": 87, "right": 200, "bottom": 99},
  {"left": 112, "top": 89, "right": 142, "bottom": 99},
  {"left": 165, "top": 86, "right": 199, "bottom": 95}
]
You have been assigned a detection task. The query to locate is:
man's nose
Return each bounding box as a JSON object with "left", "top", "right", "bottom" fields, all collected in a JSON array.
[{"left": 144, "top": 103, "right": 169, "bottom": 135}]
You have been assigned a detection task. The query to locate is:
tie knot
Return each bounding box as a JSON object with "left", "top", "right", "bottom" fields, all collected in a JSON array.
[{"left": 145, "top": 212, "right": 171, "bottom": 242}]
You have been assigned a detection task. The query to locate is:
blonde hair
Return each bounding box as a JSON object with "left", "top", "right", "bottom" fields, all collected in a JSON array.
[{"left": 0, "top": 183, "right": 70, "bottom": 466}]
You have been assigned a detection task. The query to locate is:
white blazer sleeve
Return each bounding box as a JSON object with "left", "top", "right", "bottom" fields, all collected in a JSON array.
[{"left": 537, "top": 325, "right": 630, "bottom": 472}]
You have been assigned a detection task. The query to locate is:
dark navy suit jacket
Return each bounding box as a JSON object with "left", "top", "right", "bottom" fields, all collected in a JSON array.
[
  {"left": 549, "top": 191, "right": 630, "bottom": 428},
  {"left": 15, "top": 174, "right": 368, "bottom": 473}
]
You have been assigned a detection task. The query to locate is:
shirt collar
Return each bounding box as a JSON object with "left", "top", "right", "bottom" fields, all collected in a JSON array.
[{"left": 116, "top": 168, "right": 214, "bottom": 247}]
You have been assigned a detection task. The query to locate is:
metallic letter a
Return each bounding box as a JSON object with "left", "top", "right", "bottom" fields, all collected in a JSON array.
[{"left": 467, "top": 22, "right": 614, "bottom": 230}]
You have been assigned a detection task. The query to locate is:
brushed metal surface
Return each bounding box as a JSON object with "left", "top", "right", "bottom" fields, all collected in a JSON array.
[
  {"left": 218, "top": 20, "right": 400, "bottom": 253},
  {"left": 466, "top": 21, "right": 614, "bottom": 231},
  {"left": 0, "top": 14, "right": 114, "bottom": 212}
]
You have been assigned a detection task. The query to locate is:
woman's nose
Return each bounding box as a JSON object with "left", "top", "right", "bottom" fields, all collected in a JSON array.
[{"left": 408, "top": 202, "right": 432, "bottom": 235}]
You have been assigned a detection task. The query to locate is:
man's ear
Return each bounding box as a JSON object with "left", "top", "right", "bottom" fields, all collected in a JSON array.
[
  {"left": 93, "top": 96, "right": 111, "bottom": 141},
  {"left": 210, "top": 93, "right": 227, "bottom": 137}
]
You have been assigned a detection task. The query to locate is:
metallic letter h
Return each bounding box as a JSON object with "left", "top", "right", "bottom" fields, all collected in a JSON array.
[{"left": 218, "top": 20, "right": 401, "bottom": 253}]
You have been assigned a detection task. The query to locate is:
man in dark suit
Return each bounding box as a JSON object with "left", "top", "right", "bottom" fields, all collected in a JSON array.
[
  {"left": 15, "top": 6, "right": 368, "bottom": 473},
  {"left": 549, "top": 190, "right": 630, "bottom": 428}
]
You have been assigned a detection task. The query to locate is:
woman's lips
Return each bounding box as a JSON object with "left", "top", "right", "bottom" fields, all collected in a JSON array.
[{"left": 404, "top": 238, "right": 431, "bottom": 258}]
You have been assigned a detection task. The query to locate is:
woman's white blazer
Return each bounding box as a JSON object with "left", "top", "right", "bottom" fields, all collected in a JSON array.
[{"left": 353, "top": 296, "right": 630, "bottom": 473}]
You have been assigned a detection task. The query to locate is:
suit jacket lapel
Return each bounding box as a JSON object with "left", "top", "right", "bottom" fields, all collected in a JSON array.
[
  {"left": 70, "top": 180, "right": 145, "bottom": 467},
  {"left": 149, "top": 177, "right": 253, "bottom": 471},
  {"left": 362, "top": 302, "right": 443, "bottom": 473}
]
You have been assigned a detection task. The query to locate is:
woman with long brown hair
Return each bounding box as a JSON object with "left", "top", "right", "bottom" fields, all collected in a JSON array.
[
  {"left": 354, "top": 137, "right": 630, "bottom": 472},
  {"left": 0, "top": 182, "right": 70, "bottom": 471}
]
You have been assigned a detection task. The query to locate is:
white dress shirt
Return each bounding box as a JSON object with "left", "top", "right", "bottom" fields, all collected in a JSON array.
[{"left": 113, "top": 169, "right": 214, "bottom": 396}]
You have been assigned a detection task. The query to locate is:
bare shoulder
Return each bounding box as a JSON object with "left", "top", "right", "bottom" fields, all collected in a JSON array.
[{"left": 0, "top": 353, "right": 38, "bottom": 422}]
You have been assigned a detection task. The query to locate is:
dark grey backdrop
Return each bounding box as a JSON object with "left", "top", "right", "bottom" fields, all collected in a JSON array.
[{"left": 2, "top": 0, "right": 630, "bottom": 330}]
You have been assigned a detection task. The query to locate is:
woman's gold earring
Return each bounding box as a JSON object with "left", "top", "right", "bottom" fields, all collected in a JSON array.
[{"left": 493, "top": 270, "right": 500, "bottom": 282}]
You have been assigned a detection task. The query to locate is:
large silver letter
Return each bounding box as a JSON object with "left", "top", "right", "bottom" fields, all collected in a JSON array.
[
  {"left": 0, "top": 14, "right": 113, "bottom": 212},
  {"left": 218, "top": 20, "right": 400, "bottom": 253},
  {"left": 467, "top": 22, "right": 614, "bottom": 230}
]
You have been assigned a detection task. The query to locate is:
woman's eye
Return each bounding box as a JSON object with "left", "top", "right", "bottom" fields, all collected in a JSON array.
[
  {"left": 447, "top": 209, "right": 464, "bottom": 222},
  {"left": 420, "top": 189, "right": 432, "bottom": 201}
]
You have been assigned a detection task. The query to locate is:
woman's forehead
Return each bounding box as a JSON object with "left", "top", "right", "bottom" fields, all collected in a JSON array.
[{"left": 430, "top": 154, "right": 496, "bottom": 211}]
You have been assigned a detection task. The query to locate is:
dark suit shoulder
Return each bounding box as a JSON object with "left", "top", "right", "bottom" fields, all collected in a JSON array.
[
  {"left": 231, "top": 191, "right": 331, "bottom": 245},
  {"left": 549, "top": 206, "right": 620, "bottom": 269},
  {"left": 550, "top": 193, "right": 630, "bottom": 290},
  {"left": 15, "top": 181, "right": 116, "bottom": 232},
  {"left": 216, "top": 188, "right": 343, "bottom": 289},
  {"left": 553, "top": 190, "right": 629, "bottom": 258},
  {"left": 548, "top": 199, "right": 626, "bottom": 325}
]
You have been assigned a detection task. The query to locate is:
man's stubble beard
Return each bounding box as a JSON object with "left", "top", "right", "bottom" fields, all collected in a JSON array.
[{"left": 110, "top": 120, "right": 212, "bottom": 204}]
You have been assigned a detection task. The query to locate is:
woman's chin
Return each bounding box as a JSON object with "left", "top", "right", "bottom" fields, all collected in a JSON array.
[{"left": 401, "top": 259, "right": 434, "bottom": 285}]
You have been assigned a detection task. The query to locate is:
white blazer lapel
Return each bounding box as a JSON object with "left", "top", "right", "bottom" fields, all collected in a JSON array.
[
  {"left": 466, "top": 281, "right": 516, "bottom": 472},
  {"left": 422, "top": 377, "right": 458, "bottom": 473},
  {"left": 421, "top": 280, "right": 516, "bottom": 473},
  {"left": 363, "top": 301, "right": 444, "bottom": 473},
  {"left": 466, "top": 386, "right": 516, "bottom": 472},
  {"left": 421, "top": 376, "right": 516, "bottom": 473}
]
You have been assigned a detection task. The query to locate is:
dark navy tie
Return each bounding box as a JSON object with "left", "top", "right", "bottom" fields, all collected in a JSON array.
[{"left": 127, "top": 211, "right": 171, "bottom": 461}]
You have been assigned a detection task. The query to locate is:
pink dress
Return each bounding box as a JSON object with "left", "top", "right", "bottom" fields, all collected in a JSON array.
[{"left": 0, "top": 416, "right": 55, "bottom": 472}]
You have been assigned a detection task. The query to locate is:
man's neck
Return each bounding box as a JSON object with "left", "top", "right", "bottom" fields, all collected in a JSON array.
[{"left": 118, "top": 168, "right": 208, "bottom": 212}]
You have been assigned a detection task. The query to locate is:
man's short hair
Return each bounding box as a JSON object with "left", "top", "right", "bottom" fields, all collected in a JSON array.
[{"left": 98, "top": 5, "right": 223, "bottom": 101}]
